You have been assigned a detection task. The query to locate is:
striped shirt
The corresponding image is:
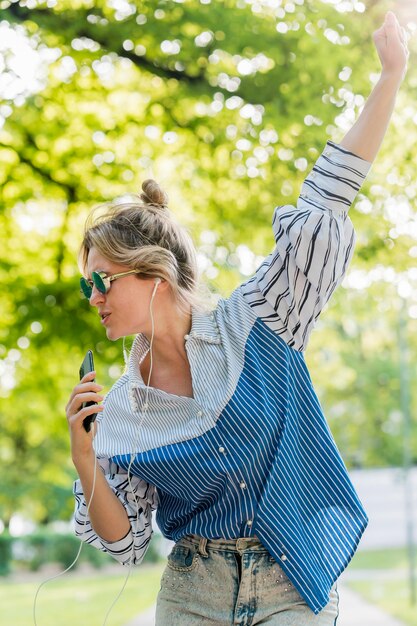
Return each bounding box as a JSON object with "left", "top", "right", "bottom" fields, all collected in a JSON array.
[{"left": 73, "top": 140, "right": 371, "bottom": 614}]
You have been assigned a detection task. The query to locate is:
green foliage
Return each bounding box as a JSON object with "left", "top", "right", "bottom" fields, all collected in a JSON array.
[
  {"left": 0, "top": 533, "right": 13, "bottom": 576},
  {"left": 13, "top": 530, "right": 94, "bottom": 571},
  {"left": 23, "top": 532, "right": 51, "bottom": 572},
  {"left": 0, "top": 0, "right": 417, "bottom": 526},
  {"left": 10, "top": 528, "right": 163, "bottom": 573}
]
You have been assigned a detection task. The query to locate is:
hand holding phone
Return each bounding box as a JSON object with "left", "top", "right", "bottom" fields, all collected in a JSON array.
[{"left": 79, "top": 350, "right": 98, "bottom": 432}]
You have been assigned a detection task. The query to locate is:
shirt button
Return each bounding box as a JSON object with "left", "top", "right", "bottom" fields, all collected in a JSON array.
[
  {"left": 280, "top": 554, "right": 287, "bottom": 561},
  {"left": 184, "top": 334, "right": 190, "bottom": 340},
  {"left": 218, "top": 446, "right": 226, "bottom": 453},
  {"left": 240, "top": 481, "right": 246, "bottom": 489},
  {"left": 197, "top": 410, "right": 203, "bottom": 417},
  {"left": 246, "top": 519, "right": 253, "bottom": 527}
]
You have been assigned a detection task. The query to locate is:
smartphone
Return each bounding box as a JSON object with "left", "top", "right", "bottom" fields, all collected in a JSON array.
[{"left": 79, "top": 350, "right": 98, "bottom": 432}]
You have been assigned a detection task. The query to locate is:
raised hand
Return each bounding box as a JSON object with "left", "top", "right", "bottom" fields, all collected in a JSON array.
[
  {"left": 373, "top": 11, "right": 409, "bottom": 82},
  {"left": 339, "top": 11, "right": 409, "bottom": 162}
]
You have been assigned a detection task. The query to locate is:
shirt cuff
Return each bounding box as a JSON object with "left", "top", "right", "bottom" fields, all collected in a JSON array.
[
  {"left": 299, "top": 141, "right": 372, "bottom": 212},
  {"left": 99, "top": 529, "right": 133, "bottom": 554},
  {"left": 327, "top": 140, "right": 372, "bottom": 169}
]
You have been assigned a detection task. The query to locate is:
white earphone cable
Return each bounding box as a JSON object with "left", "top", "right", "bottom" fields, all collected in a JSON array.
[
  {"left": 33, "top": 279, "right": 160, "bottom": 626},
  {"left": 101, "top": 279, "right": 159, "bottom": 626},
  {"left": 33, "top": 421, "right": 98, "bottom": 625}
]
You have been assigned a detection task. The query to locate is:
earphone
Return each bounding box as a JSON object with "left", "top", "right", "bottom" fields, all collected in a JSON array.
[{"left": 151, "top": 277, "right": 161, "bottom": 297}]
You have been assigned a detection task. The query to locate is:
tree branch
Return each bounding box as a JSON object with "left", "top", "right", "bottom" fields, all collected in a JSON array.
[
  {"left": 0, "top": 132, "right": 78, "bottom": 280},
  {"left": 5, "top": 3, "right": 208, "bottom": 85}
]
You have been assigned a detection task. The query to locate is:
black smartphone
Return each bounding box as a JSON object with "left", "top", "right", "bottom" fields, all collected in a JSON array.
[{"left": 79, "top": 350, "right": 98, "bottom": 432}]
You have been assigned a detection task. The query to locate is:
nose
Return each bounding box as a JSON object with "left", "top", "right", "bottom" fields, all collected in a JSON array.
[{"left": 89, "top": 285, "right": 105, "bottom": 307}]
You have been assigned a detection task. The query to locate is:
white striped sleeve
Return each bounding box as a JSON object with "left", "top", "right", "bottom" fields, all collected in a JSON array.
[
  {"left": 73, "top": 458, "right": 157, "bottom": 566},
  {"left": 241, "top": 141, "right": 371, "bottom": 351}
]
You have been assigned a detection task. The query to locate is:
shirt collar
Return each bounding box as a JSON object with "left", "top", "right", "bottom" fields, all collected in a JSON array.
[
  {"left": 128, "top": 308, "right": 221, "bottom": 389},
  {"left": 128, "top": 334, "right": 151, "bottom": 389},
  {"left": 184, "top": 308, "right": 221, "bottom": 345}
]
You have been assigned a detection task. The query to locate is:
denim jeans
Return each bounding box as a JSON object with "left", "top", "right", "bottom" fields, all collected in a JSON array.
[{"left": 155, "top": 534, "right": 339, "bottom": 625}]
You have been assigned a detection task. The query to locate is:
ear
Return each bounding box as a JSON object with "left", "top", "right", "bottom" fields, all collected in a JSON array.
[{"left": 151, "top": 277, "right": 169, "bottom": 293}]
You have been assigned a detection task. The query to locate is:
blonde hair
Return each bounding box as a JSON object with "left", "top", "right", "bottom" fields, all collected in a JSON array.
[{"left": 79, "top": 179, "right": 210, "bottom": 314}]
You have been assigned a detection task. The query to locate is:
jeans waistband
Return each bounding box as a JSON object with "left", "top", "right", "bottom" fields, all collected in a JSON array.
[{"left": 178, "top": 534, "right": 268, "bottom": 556}]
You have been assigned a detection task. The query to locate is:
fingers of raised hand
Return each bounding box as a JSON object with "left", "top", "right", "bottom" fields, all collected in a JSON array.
[
  {"left": 385, "top": 12, "right": 407, "bottom": 46},
  {"left": 391, "top": 16, "right": 408, "bottom": 46},
  {"left": 372, "top": 26, "right": 385, "bottom": 45},
  {"left": 400, "top": 27, "right": 410, "bottom": 55},
  {"left": 373, "top": 11, "right": 409, "bottom": 74}
]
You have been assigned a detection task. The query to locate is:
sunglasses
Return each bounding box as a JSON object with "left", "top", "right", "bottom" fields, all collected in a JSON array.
[{"left": 80, "top": 270, "right": 141, "bottom": 299}]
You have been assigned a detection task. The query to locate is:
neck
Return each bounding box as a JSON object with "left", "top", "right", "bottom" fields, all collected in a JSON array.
[{"left": 142, "top": 304, "right": 192, "bottom": 368}]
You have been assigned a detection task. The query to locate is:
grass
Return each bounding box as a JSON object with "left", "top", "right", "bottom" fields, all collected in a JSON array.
[
  {"left": 348, "top": 546, "right": 409, "bottom": 571},
  {"left": 348, "top": 580, "right": 417, "bottom": 626},
  {"left": 346, "top": 547, "right": 417, "bottom": 626},
  {"left": 0, "top": 563, "right": 165, "bottom": 626}
]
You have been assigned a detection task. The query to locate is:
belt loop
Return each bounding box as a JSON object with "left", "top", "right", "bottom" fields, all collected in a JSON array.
[{"left": 197, "top": 537, "right": 209, "bottom": 558}]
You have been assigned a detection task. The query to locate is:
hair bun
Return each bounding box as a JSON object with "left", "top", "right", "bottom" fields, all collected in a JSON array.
[{"left": 140, "top": 179, "right": 169, "bottom": 208}]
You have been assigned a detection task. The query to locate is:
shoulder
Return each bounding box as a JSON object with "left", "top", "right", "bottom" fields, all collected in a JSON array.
[
  {"left": 216, "top": 287, "right": 257, "bottom": 333},
  {"left": 215, "top": 286, "right": 273, "bottom": 357}
]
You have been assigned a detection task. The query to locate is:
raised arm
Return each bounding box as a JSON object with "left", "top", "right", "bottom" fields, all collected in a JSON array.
[
  {"left": 340, "top": 11, "right": 408, "bottom": 162},
  {"left": 241, "top": 12, "right": 408, "bottom": 351},
  {"left": 241, "top": 142, "right": 370, "bottom": 351}
]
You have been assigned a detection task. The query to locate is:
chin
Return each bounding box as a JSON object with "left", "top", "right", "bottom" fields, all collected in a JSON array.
[
  {"left": 106, "top": 325, "right": 134, "bottom": 342},
  {"left": 105, "top": 327, "right": 120, "bottom": 341}
]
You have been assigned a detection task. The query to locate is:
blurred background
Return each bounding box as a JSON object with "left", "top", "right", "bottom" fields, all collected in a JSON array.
[{"left": 0, "top": 0, "right": 416, "bottom": 624}]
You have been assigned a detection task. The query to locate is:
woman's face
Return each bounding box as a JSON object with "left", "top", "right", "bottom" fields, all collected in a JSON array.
[{"left": 86, "top": 247, "right": 159, "bottom": 341}]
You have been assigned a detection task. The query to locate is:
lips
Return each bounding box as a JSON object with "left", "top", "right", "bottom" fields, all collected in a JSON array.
[{"left": 100, "top": 312, "right": 111, "bottom": 325}]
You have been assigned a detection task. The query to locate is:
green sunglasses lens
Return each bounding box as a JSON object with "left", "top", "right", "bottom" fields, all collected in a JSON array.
[
  {"left": 92, "top": 271, "right": 107, "bottom": 294},
  {"left": 80, "top": 273, "right": 107, "bottom": 299},
  {"left": 80, "top": 277, "right": 92, "bottom": 299}
]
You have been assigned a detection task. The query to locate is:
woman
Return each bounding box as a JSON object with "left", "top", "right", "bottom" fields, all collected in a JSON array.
[{"left": 66, "top": 12, "right": 408, "bottom": 625}]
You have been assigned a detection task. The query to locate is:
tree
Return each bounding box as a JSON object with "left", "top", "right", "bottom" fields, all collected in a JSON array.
[{"left": 0, "top": 0, "right": 416, "bottom": 524}]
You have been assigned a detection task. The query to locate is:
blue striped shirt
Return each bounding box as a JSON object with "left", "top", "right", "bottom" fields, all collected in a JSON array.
[{"left": 74, "top": 140, "right": 371, "bottom": 614}]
